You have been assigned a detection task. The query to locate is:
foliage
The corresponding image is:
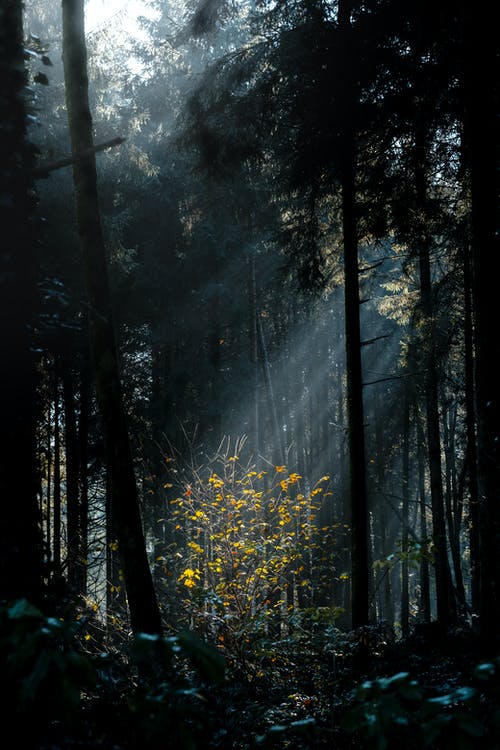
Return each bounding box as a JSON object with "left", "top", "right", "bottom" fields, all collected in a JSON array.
[
  {"left": 122, "top": 630, "right": 226, "bottom": 749},
  {"left": 162, "top": 446, "right": 341, "bottom": 667},
  {"left": 342, "top": 664, "right": 500, "bottom": 750},
  {"left": 0, "top": 598, "right": 227, "bottom": 747},
  {"left": 0, "top": 598, "right": 95, "bottom": 726}
]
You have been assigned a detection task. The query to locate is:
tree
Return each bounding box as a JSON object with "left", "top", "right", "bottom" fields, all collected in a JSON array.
[
  {"left": 61, "top": 0, "right": 162, "bottom": 634},
  {"left": 0, "top": 0, "right": 43, "bottom": 603},
  {"left": 338, "top": 0, "right": 370, "bottom": 628},
  {"left": 462, "top": 3, "right": 500, "bottom": 645}
]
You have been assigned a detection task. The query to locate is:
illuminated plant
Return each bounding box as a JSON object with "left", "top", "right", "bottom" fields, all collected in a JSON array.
[{"left": 162, "top": 442, "right": 342, "bottom": 661}]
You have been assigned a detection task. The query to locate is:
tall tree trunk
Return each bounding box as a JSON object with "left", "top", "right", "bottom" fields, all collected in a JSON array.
[
  {"left": 417, "top": 409, "right": 431, "bottom": 622},
  {"left": 462, "top": 240, "right": 480, "bottom": 619},
  {"left": 414, "top": 123, "right": 456, "bottom": 627},
  {"left": 61, "top": 0, "right": 161, "bottom": 634},
  {"left": 258, "top": 316, "right": 285, "bottom": 466},
  {"left": 53, "top": 373, "right": 62, "bottom": 573},
  {"left": 45, "top": 399, "right": 52, "bottom": 569},
  {"left": 462, "top": 7, "right": 500, "bottom": 646},
  {"left": 339, "top": 0, "right": 369, "bottom": 628},
  {"left": 78, "top": 355, "right": 91, "bottom": 597},
  {"left": 62, "top": 363, "right": 81, "bottom": 592},
  {"left": 248, "top": 256, "right": 261, "bottom": 464},
  {"left": 442, "top": 400, "right": 467, "bottom": 615},
  {"left": 0, "top": 0, "right": 42, "bottom": 603},
  {"left": 400, "top": 398, "right": 410, "bottom": 637},
  {"left": 106, "top": 469, "right": 127, "bottom": 627}
]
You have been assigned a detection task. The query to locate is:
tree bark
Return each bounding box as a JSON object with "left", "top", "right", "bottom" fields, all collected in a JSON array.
[
  {"left": 0, "top": 0, "right": 42, "bottom": 604},
  {"left": 339, "top": 0, "right": 369, "bottom": 628},
  {"left": 62, "top": 363, "right": 81, "bottom": 592},
  {"left": 416, "top": 409, "right": 431, "bottom": 622},
  {"left": 61, "top": 0, "right": 162, "bottom": 634},
  {"left": 462, "top": 240, "right": 480, "bottom": 619},
  {"left": 400, "top": 398, "right": 410, "bottom": 637},
  {"left": 414, "top": 123, "right": 456, "bottom": 627},
  {"left": 462, "top": 5, "right": 500, "bottom": 646}
]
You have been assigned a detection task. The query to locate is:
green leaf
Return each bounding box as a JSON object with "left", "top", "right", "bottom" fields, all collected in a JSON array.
[
  {"left": 475, "top": 662, "right": 496, "bottom": 681},
  {"left": 7, "top": 599, "right": 43, "bottom": 620},
  {"left": 20, "top": 650, "right": 52, "bottom": 706},
  {"left": 177, "top": 629, "right": 226, "bottom": 684},
  {"left": 427, "top": 686, "right": 476, "bottom": 707}
]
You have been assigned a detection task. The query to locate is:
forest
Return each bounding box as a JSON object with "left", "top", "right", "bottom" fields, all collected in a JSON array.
[{"left": 0, "top": 0, "right": 499, "bottom": 747}]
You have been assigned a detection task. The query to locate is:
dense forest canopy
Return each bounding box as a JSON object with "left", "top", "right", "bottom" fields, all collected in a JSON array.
[{"left": 0, "top": 0, "right": 499, "bottom": 747}]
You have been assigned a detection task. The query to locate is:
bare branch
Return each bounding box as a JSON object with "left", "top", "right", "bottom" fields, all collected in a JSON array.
[{"left": 33, "top": 136, "right": 126, "bottom": 177}]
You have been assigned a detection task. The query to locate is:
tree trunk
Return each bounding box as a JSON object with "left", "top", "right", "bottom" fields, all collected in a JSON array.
[
  {"left": 78, "top": 355, "right": 91, "bottom": 597},
  {"left": 462, "top": 240, "right": 480, "bottom": 619},
  {"left": 462, "top": 7, "right": 500, "bottom": 646},
  {"left": 61, "top": 0, "right": 161, "bottom": 634},
  {"left": 62, "top": 363, "right": 82, "bottom": 592},
  {"left": 442, "top": 400, "right": 467, "bottom": 615},
  {"left": 0, "top": 0, "right": 42, "bottom": 604},
  {"left": 414, "top": 123, "right": 456, "bottom": 627},
  {"left": 339, "top": 0, "right": 369, "bottom": 629},
  {"left": 417, "top": 409, "right": 431, "bottom": 622},
  {"left": 400, "top": 398, "right": 410, "bottom": 637}
]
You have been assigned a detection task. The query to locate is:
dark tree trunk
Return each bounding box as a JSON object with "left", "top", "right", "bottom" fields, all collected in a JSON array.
[
  {"left": 400, "top": 398, "right": 410, "bottom": 637},
  {"left": 0, "top": 0, "right": 42, "bottom": 604},
  {"left": 78, "top": 355, "right": 91, "bottom": 597},
  {"left": 414, "top": 124, "right": 456, "bottom": 627},
  {"left": 417, "top": 410, "right": 431, "bottom": 622},
  {"left": 339, "top": 0, "right": 369, "bottom": 629},
  {"left": 53, "top": 376, "right": 62, "bottom": 572},
  {"left": 258, "top": 315, "right": 285, "bottom": 467},
  {"left": 462, "top": 240, "right": 480, "bottom": 619},
  {"left": 62, "top": 363, "right": 82, "bottom": 592},
  {"left": 442, "top": 400, "right": 467, "bottom": 615},
  {"left": 248, "top": 256, "right": 261, "bottom": 464},
  {"left": 61, "top": 0, "right": 161, "bottom": 634},
  {"left": 462, "top": 7, "right": 500, "bottom": 646},
  {"left": 106, "top": 469, "right": 127, "bottom": 627}
]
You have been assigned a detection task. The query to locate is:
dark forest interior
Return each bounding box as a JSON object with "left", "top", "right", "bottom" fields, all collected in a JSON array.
[{"left": 1, "top": 0, "right": 499, "bottom": 747}]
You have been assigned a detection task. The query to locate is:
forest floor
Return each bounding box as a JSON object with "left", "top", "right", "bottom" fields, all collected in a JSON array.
[{"left": 22, "top": 622, "right": 499, "bottom": 750}]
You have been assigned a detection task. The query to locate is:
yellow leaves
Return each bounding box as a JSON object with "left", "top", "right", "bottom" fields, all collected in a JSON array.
[
  {"left": 163, "top": 482, "right": 173, "bottom": 489},
  {"left": 108, "top": 541, "right": 118, "bottom": 552},
  {"left": 163, "top": 452, "right": 340, "bottom": 636},
  {"left": 339, "top": 572, "right": 350, "bottom": 580},
  {"left": 187, "top": 541, "right": 204, "bottom": 555},
  {"left": 178, "top": 567, "right": 202, "bottom": 588},
  {"left": 208, "top": 473, "right": 224, "bottom": 488}
]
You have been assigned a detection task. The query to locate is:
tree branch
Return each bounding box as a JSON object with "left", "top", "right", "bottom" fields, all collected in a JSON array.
[{"left": 33, "top": 136, "right": 126, "bottom": 177}]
